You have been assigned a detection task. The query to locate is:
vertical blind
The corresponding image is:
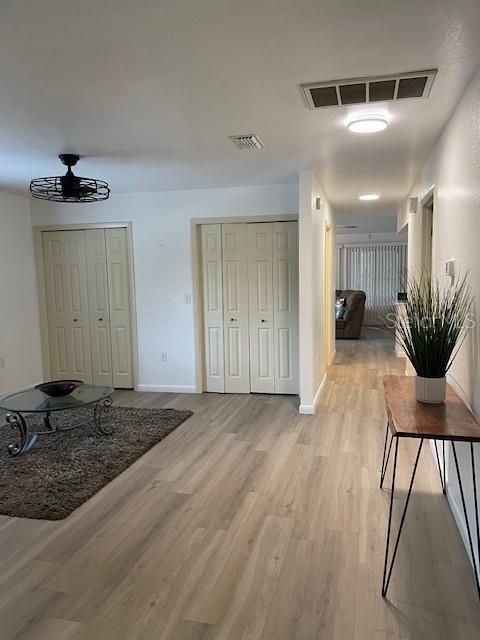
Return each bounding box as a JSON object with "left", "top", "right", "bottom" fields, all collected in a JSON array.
[{"left": 336, "top": 243, "right": 408, "bottom": 325}]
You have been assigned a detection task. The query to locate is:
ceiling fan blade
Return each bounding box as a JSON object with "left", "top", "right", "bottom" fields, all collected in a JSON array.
[{"left": 77, "top": 185, "right": 96, "bottom": 195}]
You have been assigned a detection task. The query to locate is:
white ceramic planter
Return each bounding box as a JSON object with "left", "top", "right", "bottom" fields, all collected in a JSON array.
[{"left": 416, "top": 376, "right": 446, "bottom": 403}]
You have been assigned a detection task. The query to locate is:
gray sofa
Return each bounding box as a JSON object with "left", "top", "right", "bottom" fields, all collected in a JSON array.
[{"left": 335, "top": 289, "right": 366, "bottom": 339}]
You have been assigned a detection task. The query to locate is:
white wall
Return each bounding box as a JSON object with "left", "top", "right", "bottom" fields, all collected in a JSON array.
[
  {"left": 31, "top": 183, "right": 298, "bottom": 392},
  {"left": 336, "top": 231, "right": 407, "bottom": 244},
  {"left": 298, "top": 171, "right": 335, "bottom": 413},
  {"left": 0, "top": 191, "right": 42, "bottom": 394},
  {"left": 336, "top": 210, "right": 399, "bottom": 234},
  {"left": 400, "top": 67, "right": 480, "bottom": 569}
]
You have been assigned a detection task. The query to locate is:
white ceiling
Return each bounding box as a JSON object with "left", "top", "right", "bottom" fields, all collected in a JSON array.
[{"left": 1, "top": 0, "right": 479, "bottom": 221}]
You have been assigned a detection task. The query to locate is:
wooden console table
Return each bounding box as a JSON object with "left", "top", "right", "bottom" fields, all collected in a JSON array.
[{"left": 381, "top": 375, "right": 480, "bottom": 599}]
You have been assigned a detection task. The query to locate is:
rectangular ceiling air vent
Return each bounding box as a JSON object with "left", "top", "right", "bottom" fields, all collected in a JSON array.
[
  {"left": 229, "top": 134, "right": 265, "bottom": 150},
  {"left": 301, "top": 69, "right": 437, "bottom": 110}
]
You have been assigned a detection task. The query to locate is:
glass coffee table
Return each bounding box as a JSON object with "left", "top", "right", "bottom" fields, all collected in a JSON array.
[{"left": 0, "top": 384, "right": 114, "bottom": 456}]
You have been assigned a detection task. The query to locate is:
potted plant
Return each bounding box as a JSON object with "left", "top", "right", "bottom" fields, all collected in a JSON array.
[{"left": 395, "top": 273, "right": 472, "bottom": 403}]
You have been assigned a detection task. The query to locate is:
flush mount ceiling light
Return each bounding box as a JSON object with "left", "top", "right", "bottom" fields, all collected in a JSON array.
[
  {"left": 358, "top": 193, "right": 380, "bottom": 201},
  {"left": 30, "top": 154, "right": 110, "bottom": 203},
  {"left": 347, "top": 116, "right": 388, "bottom": 133}
]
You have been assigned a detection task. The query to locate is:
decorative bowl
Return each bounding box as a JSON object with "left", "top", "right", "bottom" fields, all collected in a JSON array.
[{"left": 35, "top": 380, "right": 83, "bottom": 397}]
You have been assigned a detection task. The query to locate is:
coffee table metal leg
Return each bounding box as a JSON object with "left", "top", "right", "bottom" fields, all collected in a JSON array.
[
  {"left": 93, "top": 397, "right": 114, "bottom": 435},
  {"left": 44, "top": 411, "right": 54, "bottom": 431},
  {"left": 451, "top": 442, "right": 480, "bottom": 600},
  {"left": 382, "top": 437, "right": 424, "bottom": 597},
  {"left": 5, "top": 412, "right": 38, "bottom": 456}
]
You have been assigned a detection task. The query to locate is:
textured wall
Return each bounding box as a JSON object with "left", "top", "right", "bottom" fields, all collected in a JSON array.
[
  {"left": 0, "top": 191, "right": 42, "bottom": 393},
  {"left": 402, "top": 67, "right": 480, "bottom": 568}
]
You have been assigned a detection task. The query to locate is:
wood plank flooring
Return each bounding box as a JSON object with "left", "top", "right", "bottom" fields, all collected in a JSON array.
[{"left": 1, "top": 330, "right": 480, "bottom": 639}]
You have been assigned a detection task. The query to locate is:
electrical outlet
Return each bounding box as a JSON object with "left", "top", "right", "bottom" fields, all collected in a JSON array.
[
  {"left": 184, "top": 294, "right": 192, "bottom": 304},
  {"left": 0, "top": 358, "right": 5, "bottom": 370},
  {"left": 160, "top": 352, "right": 168, "bottom": 362}
]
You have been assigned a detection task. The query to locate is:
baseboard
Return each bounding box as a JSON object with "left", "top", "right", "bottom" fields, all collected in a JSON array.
[
  {"left": 135, "top": 384, "right": 197, "bottom": 393},
  {"left": 299, "top": 403, "right": 315, "bottom": 415},
  {"left": 299, "top": 374, "right": 326, "bottom": 415}
]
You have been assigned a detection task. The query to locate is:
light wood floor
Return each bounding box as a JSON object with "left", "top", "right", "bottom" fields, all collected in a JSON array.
[{"left": 1, "top": 331, "right": 480, "bottom": 639}]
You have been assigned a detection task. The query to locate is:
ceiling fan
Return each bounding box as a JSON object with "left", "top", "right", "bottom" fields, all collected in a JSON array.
[{"left": 30, "top": 154, "right": 110, "bottom": 203}]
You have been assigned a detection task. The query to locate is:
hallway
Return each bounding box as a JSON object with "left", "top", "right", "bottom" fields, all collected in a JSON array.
[{"left": 0, "top": 333, "right": 479, "bottom": 639}]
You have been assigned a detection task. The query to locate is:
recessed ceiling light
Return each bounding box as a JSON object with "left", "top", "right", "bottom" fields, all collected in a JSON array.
[
  {"left": 358, "top": 193, "right": 380, "bottom": 201},
  {"left": 347, "top": 117, "right": 388, "bottom": 133}
]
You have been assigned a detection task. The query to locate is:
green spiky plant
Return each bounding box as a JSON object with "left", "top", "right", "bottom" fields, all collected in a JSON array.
[{"left": 396, "top": 272, "right": 472, "bottom": 378}]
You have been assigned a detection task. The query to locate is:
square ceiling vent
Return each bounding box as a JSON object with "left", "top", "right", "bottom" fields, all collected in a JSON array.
[
  {"left": 229, "top": 134, "right": 265, "bottom": 150},
  {"left": 301, "top": 69, "right": 437, "bottom": 109}
]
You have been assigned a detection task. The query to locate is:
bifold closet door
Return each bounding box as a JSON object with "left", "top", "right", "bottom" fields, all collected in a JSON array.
[
  {"left": 85, "top": 230, "right": 113, "bottom": 387},
  {"left": 273, "top": 221, "right": 299, "bottom": 394},
  {"left": 42, "top": 231, "right": 93, "bottom": 383},
  {"left": 222, "top": 223, "right": 250, "bottom": 393},
  {"left": 43, "top": 228, "right": 134, "bottom": 389},
  {"left": 105, "top": 228, "right": 134, "bottom": 389},
  {"left": 248, "top": 223, "right": 275, "bottom": 393},
  {"left": 200, "top": 221, "right": 299, "bottom": 395},
  {"left": 201, "top": 225, "right": 225, "bottom": 392}
]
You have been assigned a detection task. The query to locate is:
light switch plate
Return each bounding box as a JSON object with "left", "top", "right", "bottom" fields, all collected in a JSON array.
[{"left": 446, "top": 259, "right": 455, "bottom": 278}]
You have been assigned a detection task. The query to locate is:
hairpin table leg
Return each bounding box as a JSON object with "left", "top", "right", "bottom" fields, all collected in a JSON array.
[
  {"left": 382, "top": 437, "right": 424, "bottom": 597},
  {"left": 380, "top": 421, "right": 393, "bottom": 488},
  {"left": 434, "top": 439, "right": 446, "bottom": 494},
  {"left": 451, "top": 442, "right": 480, "bottom": 600}
]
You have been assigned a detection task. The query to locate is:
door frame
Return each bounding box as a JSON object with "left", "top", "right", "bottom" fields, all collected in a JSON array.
[
  {"left": 191, "top": 214, "right": 298, "bottom": 393},
  {"left": 421, "top": 185, "right": 436, "bottom": 281},
  {"left": 324, "top": 220, "right": 334, "bottom": 367},
  {"left": 33, "top": 222, "right": 139, "bottom": 389}
]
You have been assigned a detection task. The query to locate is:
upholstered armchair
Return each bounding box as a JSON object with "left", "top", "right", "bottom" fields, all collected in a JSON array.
[{"left": 335, "top": 289, "right": 366, "bottom": 339}]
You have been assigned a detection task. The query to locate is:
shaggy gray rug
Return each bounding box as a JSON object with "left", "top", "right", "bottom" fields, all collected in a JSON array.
[{"left": 0, "top": 406, "right": 192, "bottom": 520}]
